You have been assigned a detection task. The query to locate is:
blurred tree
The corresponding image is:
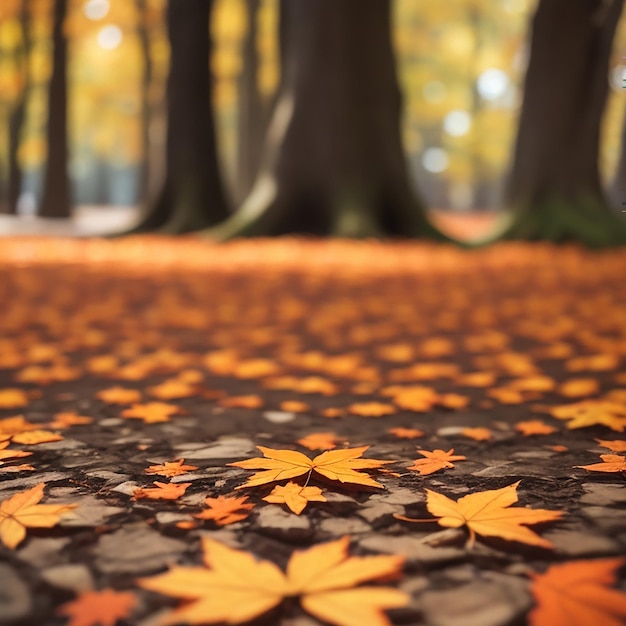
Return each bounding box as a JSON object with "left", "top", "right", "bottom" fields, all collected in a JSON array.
[
  {"left": 136, "top": 0, "right": 152, "bottom": 202},
  {"left": 130, "top": 0, "right": 229, "bottom": 233},
  {"left": 505, "top": 0, "right": 626, "bottom": 245},
  {"left": 39, "top": 0, "right": 70, "bottom": 218},
  {"left": 210, "top": 0, "right": 442, "bottom": 238}
]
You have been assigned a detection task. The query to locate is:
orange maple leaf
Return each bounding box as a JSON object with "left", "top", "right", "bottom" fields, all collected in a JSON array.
[
  {"left": 11, "top": 429, "right": 63, "bottom": 445},
  {"left": 229, "top": 446, "right": 392, "bottom": 489},
  {"left": 577, "top": 454, "right": 626, "bottom": 474},
  {"left": 193, "top": 495, "right": 255, "bottom": 525},
  {"left": 0, "top": 415, "right": 39, "bottom": 436},
  {"left": 395, "top": 482, "right": 563, "bottom": 548},
  {"left": 515, "top": 420, "right": 557, "bottom": 436},
  {"left": 595, "top": 439, "right": 626, "bottom": 452},
  {"left": 121, "top": 402, "right": 182, "bottom": 423},
  {"left": 219, "top": 395, "right": 264, "bottom": 409},
  {"left": 96, "top": 387, "right": 142, "bottom": 405},
  {"left": 529, "top": 558, "right": 626, "bottom": 626},
  {"left": 133, "top": 481, "right": 191, "bottom": 500},
  {"left": 462, "top": 427, "right": 492, "bottom": 441},
  {"left": 0, "top": 441, "right": 32, "bottom": 464},
  {"left": 57, "top": 588, "right": 136, "bottom": 626},
  {"left": 297, "top": 432, "right": 339, "bottom": 450},
  {"left": 148, "top": 379, "right": 198, "bottom": 400},
  {"left": 0, "top": 483, "right": 77, "bottom": 549},
  {"left": 550, "top": 400, "right": 626, "bottom": 431},
  {"left": 280, "top": 400, "right": 310, "bottom": 413},
  {"left": 145, "top": 459, "right": 199, "bottom": 477},
  {"left": 0, "top": 388, "right": 29, "bottom": 409},
  {"left": 387, "top": 427, "right": 424, "bottom": 439},
  {"left": 48, "top": 412, "right": 93, "bottom": 428},
  {"left": 138, "top": 536, "right": 408, "bottom": 626},
  {"left": 263, "top": 482, "right": 327, "bottom": 515},
  {"left": 348, "top": 402, "right": 397, "bottom": 417},
  {"left": 407, "top": 448, "right": 466, "bottom": 475}
]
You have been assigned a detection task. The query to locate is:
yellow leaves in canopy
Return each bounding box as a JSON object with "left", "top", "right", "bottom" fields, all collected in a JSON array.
[
  {"left": 529, "top": 558, "right": 626, "bottom": 626},
  {"left": 138, "top": 536, "right": 408, "bottom": 626},
  {"left": 230, "top": 446, "right": 392, "bottom": 490},
  {"left": 263, "top": 482, "right": 327, "bottom": 515},
  {"left": 193, "top": 495, "right": 255, "bottom": 526},
  {"left": 577, "top": 454, "right": 626, "bottom": 474},
  {"left": 396, "top": 482, "right": 563, "bottom": 548},
  {"left": 407, "top": 448, "right": 466, "bottom": 475},
  {"left": 57, "top": 589, "right": 136, "bottom": 626},
  {"left": 0, "top": 483, "right": 76, "bottom": 549}
]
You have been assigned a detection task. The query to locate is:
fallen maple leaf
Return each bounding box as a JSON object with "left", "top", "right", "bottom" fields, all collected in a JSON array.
[
  {"left": 577, "top": 454, "right": 626, "bottom": 474},
  {"left": 263, "top": 482, "right": 327, "bottom": 515},
  {"left": 0, "top": 415, "right": 39, "bottom": 436},
  {"left": 558, "top": 378, "right": 599, "bottom": 398},
  {"left": 407, "top": 449, "right": 466, "bottom": 475},
  {"left": 57, "top": 588, "right": 136, "bottom": 626},
  {"left": 395, "top": 482, "right": 563, "bottom": 548},
  {"left": 0, "top": 441, "right": 32, "bottom": 464},
  {"left": 550, "top": 400, "right": 626, "bottom": 431},
  {"left": 0, "top": 483, "right": 76, "bottom": 549},
  {"left": 595, "top": 439, "right": 626, "bottom": 452},
  {"left": 121, "top": 402, "right": 182, "bottom": 423},
  {"left": 97, "top": 387, "right": 142, "bottom": 405},
  {"left": 148, "top": 379, "right": 197, "bottom": 400},
  {"left": 297, "top": 432, "right": 339, "bottom": 450},
  {"left": 48, "top": 412, "right": 93, "bottom": 428},
  {"left": 133, "top": 482, "right": 191, "bottom": 500},
  {"left": 229, "top": 446, "right": 391, "bottom": 490},
  {"left": 138, "top": 536, "right": 408, "bottom": 626},
  {"left": 348, "top": 402, "right": 396, "bottom": 417},
  {"left": 280, "top": 400, "right": 311, "bottom": 413},
  {"left": 529, "top": 558, "right": 626, "bottom": 626},
  {"left": 387, "top": 427, "right": 424, "bottom": 439},
  {"left": 219, "top": 395, "right": 264, "bottom": 409},
  {"left": 193, "top": 495, "right": 254, "bottom": 525},
  {"left": 0, "top": 388, "right": 29, "bottom": 409},
  {"left": 515, "top": 420, "right": 557, "bottom": 436},
  {"left": 11, "top": 429, "right": 63, "bottom": 445},
  {"left": 145, "top": 459, "right": 199, "bottom": 477},
  {"left": 462, "top": 427, "right": 492, "bottom": 441}
]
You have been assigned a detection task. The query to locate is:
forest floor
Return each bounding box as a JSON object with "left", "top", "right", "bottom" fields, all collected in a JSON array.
[{"left": 0, "top": 237, "right": 625, "bottom": 626}]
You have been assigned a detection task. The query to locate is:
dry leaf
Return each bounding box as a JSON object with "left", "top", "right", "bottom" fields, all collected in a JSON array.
[
  {"left": 229, "top": 446, "right": 392, "bottom": 489},
  {"left": 550, "top": 400, "right": 626, "bottom": 431},
  {"left": 596, "top": 439, "right": 626, "bottom": 452},
  {"left": 133, "top": 482, "right": 191, "bottom": 500},
  {"left": 348, "top": 402, "right": 396, "bottom": 417},
  {"left": 0, "top": 415, "right": 39, "bottom": 436},
  {"left": 297, "top": 432, "right": 339, "bottom": 451},
  {"left": 121, "top": 402, "right": 182, "bottom": 423},
  {"left": 193, "top": 495, "right": 254, "bottom": 525},
  {"left": 138, "top": 536, "right": 408, "bottom": 626},
  {"left": 0, "top": 388, "right": 29, "bottom": 408},
  {"left": 263, "top": 482, "right": 327, "bottom": 514},
  {"left": 577, "top": 454, "right": 626, "bottom": 474},
  {"left": 387, "top": 427, "right": 424, "bottom": 439},
  {"left": 97, "top": 387, "right": 142, "bottom": 405},
  {"left": 515, "top": 420, "right": 557, "bottom": 436},
  {"left": 0, "top": 441, "right": 32, "bottom": 464},
  {"left": 57, "top": 588, "right": 136, "bottom": 626},
  {"left": 11, "top": 430, "right": 63, "bottom": 445},
  {"left": 219, "top": 395, "right": 264, "bottom": 409},
  {"left": 145, "top": 459, "right": 199, "bottom": 477},
  {"left": 529, "top": 558, "right": 626, "bottom": 626},
  {"left": 407, "top": 449, "right": 467, "bottom": 475},
  {"left": 558, "top": 378, "right": 599, "bottom": 398},
  {"left": 148, "top": 379, "right": 197, "bottom": 400},
  {"left": 396, "top": 482, "right": 563, "bottom": 548},
  {"left": 462, "top": 427, "right": 492, "bottom": 441},
  {"left": 48, "top": 412, "right": 93, "bottom": 428},
  {"left": 0, "top": 483, "right": 77, "bottom": 549},
  {"left": 280, "top": 401, "right": 310, "bottom": 413}
]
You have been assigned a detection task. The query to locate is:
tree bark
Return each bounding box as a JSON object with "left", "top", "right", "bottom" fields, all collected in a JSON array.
[
  {"left": 129, "top": 0, "right": 230, "bottom": 234},
  {"left": 135, "top": 0, "right": 152, "bottom": 204},
  {"left": 235, "top": 0, "right": 267, "bottom": 204},
  {"left": 39, "top": 0, "right": 71, "bottom": 218},
  {"left": 210, "top": 0, "right": 442, "bottom": 239},
  {"left": 609, "top": 106, "right": 626, "bottom": 210},
  {"left": 505, "top": 0, "right": 626, "bottom": 245}
]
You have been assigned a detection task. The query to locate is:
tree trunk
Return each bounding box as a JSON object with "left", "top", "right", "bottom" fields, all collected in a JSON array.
[
  {"left": 209, "top": 0, "right": 442, "bottom": 239},
  {"left": 129, "top": 0, "right": 230, "bottom": 234},
  {"left": 235, "top": 0, "right": 267, "bottom": 204},
  {"left": 136, "top": 0, "right": 152, "bottom": 204},
  {"left": 505, "top": 0, "right": 626, "bottom": 246},
  {"left": 39, "top": 0, "right": 71, "bottom": 218},
  {"left": 609, "top": 107, "right": 626, "bottom": 211}
]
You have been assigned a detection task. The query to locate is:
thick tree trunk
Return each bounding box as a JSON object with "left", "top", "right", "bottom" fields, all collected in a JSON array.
[
  {"left": 136, "top": 0, "right": 152, "bottom": 204},
  {"left": 236, "top": 0, "right": 267, "bottom": 204},
  {"left": 609, "top": 108, "right": 626, "bottom": 210},
  {"left": 39, "top": 0, "right": 70, "bottom": 218},
  {"left": 210, "top": 0, "right": 442, "bottom": 239},
  {"left": 129, "top": 0, "right": 229, "bottom": 234},
  {"left": 505, "top": 0, "right": 626, "bottom": 245}
]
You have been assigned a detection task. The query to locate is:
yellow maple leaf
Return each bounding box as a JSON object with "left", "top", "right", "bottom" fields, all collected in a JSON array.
[
  {"left": 407, "top": 448, "right": 466, "bottom": 475},
  {"left": 145, "top": 459, "right": 199, "bottom": 477},
  {"left": 97, "top": 387, "right": 142, "bottom": 405},
  {"left": 529, "top": 558, "right": 626, "bottom": 626},
  {"left": 57, "top": 588, "right": 136, "bottom": 626},
  {"left": 121, "top": 402, "right": 182, "bottom": 423},
  {"left": 138, "top": 536, "right": 408, "bottom": 626},
  {"left": 595, "top": 439, "right": 626, "bottom": 452},
  {"left": 263, "top": 482, "right": 327, "bottom": 514},
  {"left": 297, "top": 432, "right": 340, "bottom": 451},
  {"left": 550, "top": 400, "right": 626, "bottom": 431},
  {"left": 396, "top": 482, "right": 563, "bottom": 548},
  {"left": 133, "top": 482, "right": 191, "bottom": 500},
  {"left": 229, "top": 446, "right": 391, "bottom": 490},
  {"left": 193, "top": 495, "right": 255, "bottom": 525},
  {"left": 0, "top": 440, "right": 32, "bottom": 464},
  {"left": 0, "top": 388, "right": 29, "bottom": 409},
  {"left": 577, "top": 454, "right": 626, "bottom": 474},
  {"left": 11, "top": 429, "right": 63, "bottom": 445},
  {"left": 0, "top": 483, "right": 76, "bottom": 549}
]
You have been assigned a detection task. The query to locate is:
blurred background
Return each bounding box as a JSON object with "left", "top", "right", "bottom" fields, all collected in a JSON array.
[{"left": 0, "top": 0, "right": 625, "bottom": 237}]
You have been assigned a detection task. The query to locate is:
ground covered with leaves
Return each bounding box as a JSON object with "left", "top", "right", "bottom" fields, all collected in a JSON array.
[{"left": 0, "top": 237, "right": 625, "bottom": 626}]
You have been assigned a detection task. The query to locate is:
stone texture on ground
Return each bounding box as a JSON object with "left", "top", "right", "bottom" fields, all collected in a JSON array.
[{"left": 0, "top": 238, "right": 625, "bottom": 626}]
